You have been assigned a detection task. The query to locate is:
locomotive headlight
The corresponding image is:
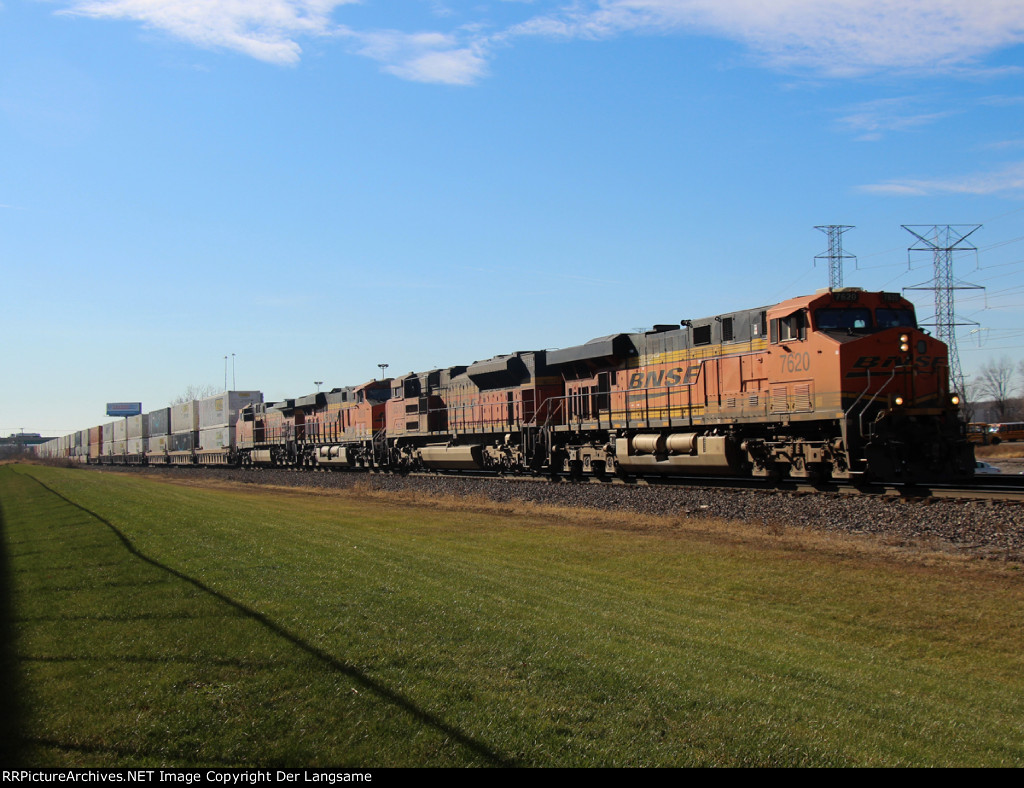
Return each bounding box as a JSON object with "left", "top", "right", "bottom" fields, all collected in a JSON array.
[
  {"left": 899, "top": 333, "right": 911, "bottom": 352},
  {"left": 900, "top": 342, "right": 910, "bottom": 352},
  {"left": 894, "top": 396, "right": 904, "bottom": 406},
  {"left": 951, "top": 394, "right": 961, "bottom": 406},
  {"left": 899, "top": 334, "right": 910, "bottom": 343}
]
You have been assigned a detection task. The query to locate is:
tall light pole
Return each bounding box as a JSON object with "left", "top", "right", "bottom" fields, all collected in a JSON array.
[
  {"left": 378, "top": 363, "right": 389, "bottom": 380},
  {"left": 314, "top": 381, "right": 323, "bottom": 393},
  {"left": 232, "top": 353, "right": 236, "bottom": 389}
]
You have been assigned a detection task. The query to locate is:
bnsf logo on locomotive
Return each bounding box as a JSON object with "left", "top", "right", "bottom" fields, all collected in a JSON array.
[
  {"left": 628, "top": 365, "right": 702, "bottom": 390},
  {"left": 847, "top": 355, "right": 942, "bottom": 377}
]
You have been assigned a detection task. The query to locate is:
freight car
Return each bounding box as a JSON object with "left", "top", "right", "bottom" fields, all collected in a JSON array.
[{"left": 36, "top": 287, "right": 974, "bottom": 483}]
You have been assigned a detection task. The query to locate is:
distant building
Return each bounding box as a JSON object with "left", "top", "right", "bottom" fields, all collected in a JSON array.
[{"left": 0, "top": 433, "right": 49, "bottom": 457}]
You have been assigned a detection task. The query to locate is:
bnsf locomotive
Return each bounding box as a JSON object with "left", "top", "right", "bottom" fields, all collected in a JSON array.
[{"left": 41, "top": 288, "right": 974, "bottom": 482}]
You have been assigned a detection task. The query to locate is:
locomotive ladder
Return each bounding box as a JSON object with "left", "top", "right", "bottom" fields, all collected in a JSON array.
[
  {"left": 520, "top": 397, "right": 569, "bottom": 468},
  {"left": 372, "top": 426, "right": 388, "bottom": 468}
]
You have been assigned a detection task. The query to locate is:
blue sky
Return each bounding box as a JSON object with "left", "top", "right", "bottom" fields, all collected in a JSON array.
[{"left": 3, "top": 0, "right": 1024, "bottom": 436}]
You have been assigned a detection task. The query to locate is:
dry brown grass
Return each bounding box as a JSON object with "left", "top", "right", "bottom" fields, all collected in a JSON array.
[{"left": 975, "top": 443, "right": 1024, "bottom": 459}]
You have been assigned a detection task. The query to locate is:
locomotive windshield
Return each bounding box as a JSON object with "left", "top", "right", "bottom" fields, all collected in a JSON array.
[
  {"left": 814, "top": 308, "right": 872, "bottom": 331},
  {"left": 814, "top": 307, "right": 918, "bottom": 333}
]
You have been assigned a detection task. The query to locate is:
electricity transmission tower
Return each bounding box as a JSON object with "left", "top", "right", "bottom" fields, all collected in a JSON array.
[
  {"left": 901, "top": 224, "right": 984, "bottom": 401},
  {"left": 814, "top": 225, "right": 856, "bottom": 289}
]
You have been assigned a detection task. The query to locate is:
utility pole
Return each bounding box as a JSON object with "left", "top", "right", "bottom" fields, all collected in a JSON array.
[
  {"left": 814, "top": 225, "right": 856, "bottom": 289},
  {"left": 902, "top": 224, "right": 984, "bottom": 401}
]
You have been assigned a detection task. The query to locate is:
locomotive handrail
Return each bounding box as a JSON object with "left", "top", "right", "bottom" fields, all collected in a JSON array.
[
  {"left": 845, "top": 369, "right": 873, "bottom": 429},
  {"left": 527, "top": 396, "right": 563, "bottom": 429},
  {"left": 855, "top": 368, "right": 898, "bottom": 438}
]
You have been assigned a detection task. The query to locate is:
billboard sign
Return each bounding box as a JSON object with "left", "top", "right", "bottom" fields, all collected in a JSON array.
[{"left": 107, "top": 402, "right": 142, "bottom": 417}]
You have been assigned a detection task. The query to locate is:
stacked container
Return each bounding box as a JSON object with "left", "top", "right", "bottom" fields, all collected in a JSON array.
[
  {"left": 89, "top": 426, "right": 101, "bottom": 461},
  {"left": 147, "top": 407, "right": 171, "bottom": 460},
  {"left": 111, "top": 418, "right": 127, "bottom": 461},
  {"left": 125, "top": 414, "right": 150, "bottom": 463},
  {"left": 198, "top": 391, "right": 264, "bottom": 454},
  {"left": 170, "top": 401, "right": 199, "bottom": 462},
  {"left": 102, "top": 421, "right": 117, "bottom": 458}
]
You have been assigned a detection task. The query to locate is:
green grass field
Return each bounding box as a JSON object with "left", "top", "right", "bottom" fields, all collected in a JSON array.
[{"left": 2, "top": 464, "right": 1023, "bottom": 767}]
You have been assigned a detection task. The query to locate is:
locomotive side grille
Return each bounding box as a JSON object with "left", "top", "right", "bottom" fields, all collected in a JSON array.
[
  {"left": 770, "top": 387, "right": 788, "bottom": 413},
  {"left": 793, "top": 384, "right": 812, "bottom": 412}
]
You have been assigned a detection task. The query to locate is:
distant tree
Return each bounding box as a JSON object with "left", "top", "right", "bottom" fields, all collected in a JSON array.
[
  {"left": 169, "top": 384, "right": 219, "bottom": 405},
  {"left": 973, "top": 357, "right": 1020, "bottom": 422}
]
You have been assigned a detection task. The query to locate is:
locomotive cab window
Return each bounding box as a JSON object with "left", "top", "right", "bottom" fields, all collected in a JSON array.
[
  {"left": 814, "top": 308, "right": 872, "bottom": 332},
  {"left": 770, "top": 310, "right": 806, "bottom": 343}
]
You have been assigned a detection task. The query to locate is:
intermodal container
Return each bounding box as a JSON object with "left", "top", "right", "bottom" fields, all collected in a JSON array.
[
  {"left": 148, "top": 407, "right": 171, "bottom": 436},
  {"left": 170, "top": 432, "right": 197, "bottom": 452},
  {"left": 171, "top": 402, "right": 200, "bottom": 434},
  {"left": 199, "top": 391, "right": 264, "bottom": 429},
  {"left": 126, "top": 414, "right": 150, "bottom": 440},
  {"left": 199, "top": 426, "right": 234, "bottom": 451}
]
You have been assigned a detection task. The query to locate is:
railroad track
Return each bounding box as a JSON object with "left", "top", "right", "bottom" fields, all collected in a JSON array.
[{"left": 81, "top": 458, "right": 1024, "bottom": 503}]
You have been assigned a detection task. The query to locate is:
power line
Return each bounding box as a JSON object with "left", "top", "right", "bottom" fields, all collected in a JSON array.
[
  {"left": 902, "top": 224, "right": 984, "bottom": 399},
  {"left": 814, "top": 225, "right": 856, "bottom": 289}
]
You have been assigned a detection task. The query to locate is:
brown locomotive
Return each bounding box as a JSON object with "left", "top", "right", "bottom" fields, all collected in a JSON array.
[{"left": 234, "top": 287, "right": 973, "bottom": 482}]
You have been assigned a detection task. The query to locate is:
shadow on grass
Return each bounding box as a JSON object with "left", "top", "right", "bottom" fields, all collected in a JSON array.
[
  {"left": 0, "top": 500, "right": 27, "bottom": 766},
  {"left": 22, "top": 470, "right": 514, "bottom": 767}
]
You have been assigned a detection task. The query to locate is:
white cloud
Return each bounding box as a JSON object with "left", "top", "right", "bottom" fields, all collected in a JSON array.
[
  {"left": 860, "top": 162, "right": 1024, "bottom": 196},
  {"left": 836, "top": 97, "right": 957, "bottom": 142},
  {"left": 60, "top": 0, "right": 489, "bottom": 82},
  {"left": 61, "top": 0, "right": 358, "bottom": 65},
  {"left": 386, "top": 47, "right": 487, "bottom": 84},
  {"left": 55, "top": 1, "right": 1024, "bottom": 81},
  {"left": 506, "top": 1, "right": 1024, "bottom": 75},
  {"left": 346, "top": 29, "right": 489, "bottom": 84},
  {"left": 978, "top": 95, "right": 1024, "bottom": 107},
  {"left": 985, "top": 139, "right": 1024, "bottom": 151}
]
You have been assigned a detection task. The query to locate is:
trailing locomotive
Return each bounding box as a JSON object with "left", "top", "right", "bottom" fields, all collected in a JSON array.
[{"left": 39, "top": 288, "right": 974, "bottom": 482}]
